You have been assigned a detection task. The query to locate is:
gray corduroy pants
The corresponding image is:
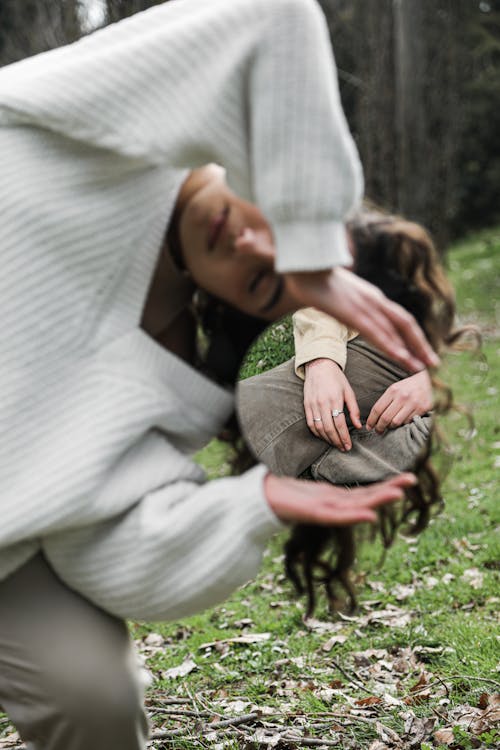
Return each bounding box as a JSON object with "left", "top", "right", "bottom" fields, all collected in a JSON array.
[
  {"left": 0, "top": 554, "right": 148, "bottom": 750},
  {"left": 236, "top": 337, "right": 431, "bottom": 482}
]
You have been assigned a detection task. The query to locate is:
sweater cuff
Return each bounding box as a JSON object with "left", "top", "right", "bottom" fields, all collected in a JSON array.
[
  {"left": 273, "top": 220, "right": 351, "bottom": 273},
  {"left": 243, "top": 464, "right": 288, "bottom": 541}
]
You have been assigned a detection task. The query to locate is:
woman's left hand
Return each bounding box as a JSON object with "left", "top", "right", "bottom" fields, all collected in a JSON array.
[{"left": 366, "top": 370, "right": 433, "bottom": 433}]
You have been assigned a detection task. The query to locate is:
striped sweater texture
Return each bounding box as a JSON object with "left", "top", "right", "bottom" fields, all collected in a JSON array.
[{"left": 0, "top": 0, "right": 362, "bottom": 621}]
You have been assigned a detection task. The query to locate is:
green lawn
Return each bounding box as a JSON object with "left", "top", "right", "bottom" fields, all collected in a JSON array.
[
  {"left": 126, "top": 228, "right": 499, "bottom": 749},
  {"left": 1, "top": 230, "right": 498, "bottom": 749}
]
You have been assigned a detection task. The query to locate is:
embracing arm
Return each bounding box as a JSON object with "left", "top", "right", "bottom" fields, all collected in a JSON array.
[
  {"left": 0, "top": 0, "right": 437, "bottom": 371},
  {"left": 293, "top": 308, "right": 361, "bottom": 450},
  {"left": 43, "top": 461, "right": 415, "bottom": 622}
]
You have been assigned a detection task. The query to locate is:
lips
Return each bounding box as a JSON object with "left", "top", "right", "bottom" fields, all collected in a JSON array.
[{"left": 207, "top": 204, "right": 230, "bottom": 251}]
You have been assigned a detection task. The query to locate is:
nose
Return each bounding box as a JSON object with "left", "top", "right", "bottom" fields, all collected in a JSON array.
[{"left": 234, "top": 228, "right": 276, "bottom": 263}]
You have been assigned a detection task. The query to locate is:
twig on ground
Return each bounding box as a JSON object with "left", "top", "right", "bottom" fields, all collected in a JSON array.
[
  {"left": 447, "top": 674, "right": 500, "bottom": 689},
  {"left": 149, "top": 696, "right": 192, "bottom": 706},
  {"left": 150, "top": 711, "right": 260, "bottom": 740},
  {"left": 329, "top": 659, "right": 374, "bottom": 696},
  {"left": 432, "top": 673, "right": 451, "bottom": 698},
  {"left": 150, "top": 708, "right": 211, "bottom": 719},
  {"left": 279, "top": 735, "right": 340, "bottom": 747}
]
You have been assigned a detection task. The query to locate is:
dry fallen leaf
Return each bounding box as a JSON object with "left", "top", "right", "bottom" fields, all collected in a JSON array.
[
  {"left": 461, "top": 567, "right": 484, "bottom": 589},
  {"left": 355, "top": 696, "right": 383, "bottom": 706},
  {"left": 434, "top": 727, "right": 455, "bottom": 745},
  {"left": 322, "top": 634, "right": 348, "bottom": 652},
  {"left": 162, "top": 656, "right": 197, "bottom": 679}
]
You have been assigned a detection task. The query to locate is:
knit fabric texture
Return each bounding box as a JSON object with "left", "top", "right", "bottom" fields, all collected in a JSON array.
[{"left": 0, "top": 0, "right": 362, "bottom": 620}]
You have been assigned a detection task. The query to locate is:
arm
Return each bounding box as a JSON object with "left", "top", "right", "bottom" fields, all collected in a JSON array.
[
  {"left": 43, "top": 462, "right": 415, "bottom": 623},
  {"left": 0, "top": 0, "right": 360, "bottom": 273},
  {"left": 0, "top": 0, "right": 437, "bottom": 370},
  {"left": 286, "top": 268, "right": 440, "bottom": 372},
  {"left": 293, "top": 308, "right": 361, "bottom": 450}
]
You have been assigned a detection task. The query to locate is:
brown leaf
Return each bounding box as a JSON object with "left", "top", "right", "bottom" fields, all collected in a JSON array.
[
  {"left": 403, "top": 690, "right": 431, "bottom": 705},
  {"left": 329, "top": 679, "right": 344, "bottom": 689},
  {"left": 434, "top": 727, "right": 455, "bottom": 745},
  {"left": 356, "top": 696, "right": 383, "bottom": 706},
  {"left": 410, "top": 672, "right": 428, "bottom": 692},
  {"left": 478, "top": 692, "right": 490, "bottom": 709}
]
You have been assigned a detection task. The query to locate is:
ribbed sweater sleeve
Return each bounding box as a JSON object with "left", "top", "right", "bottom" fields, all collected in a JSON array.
[
  {"left": 0, "top": 0, "right": 362, "bottom": 272},
  {"left": 44, "top": 464, "right": 282, "bottom": 622}
]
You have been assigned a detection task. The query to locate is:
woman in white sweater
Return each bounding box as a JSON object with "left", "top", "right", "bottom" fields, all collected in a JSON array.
[{"left": 0, "top": 2, "right": 431, "bottom": 748}]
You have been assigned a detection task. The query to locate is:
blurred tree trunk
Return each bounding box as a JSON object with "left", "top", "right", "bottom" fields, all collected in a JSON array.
[
  {"left": 0, "top": 0, "right": 81, "bottom": 66},
  {"left": 392, "top": 0, "right": 466, "bottom": 247},
  {"left": 321, "top": 0, "right": 471, "bottom": 249}
]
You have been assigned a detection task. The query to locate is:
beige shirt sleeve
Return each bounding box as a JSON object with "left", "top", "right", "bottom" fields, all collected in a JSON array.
[{"left": 293, "top": 307, "right": 358, "bottom": 379}]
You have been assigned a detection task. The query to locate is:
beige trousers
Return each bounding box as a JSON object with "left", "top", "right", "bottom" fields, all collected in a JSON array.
[
  {"left": 0, "top": 554, "right": 148, "bottom": 750},
  {"left": 237, "top": 337, "right": 431, "bottom": 481}
]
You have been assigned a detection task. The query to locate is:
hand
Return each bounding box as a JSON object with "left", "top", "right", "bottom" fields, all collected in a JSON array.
[
  {"left": 304, "top": 358, "right": 362, "bottom": 451},
  {"left": 285, "top": 267, "right": 440, "bottom": 373},
  {"left": 366, "top": 370, "right": 433, "bottom": 433},
  {"left": 264, "top": 472, "right": 416, "bottom": 526}
]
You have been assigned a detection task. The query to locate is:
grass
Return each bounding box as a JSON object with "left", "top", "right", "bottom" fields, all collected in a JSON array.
[
  {"left": 1, "top": 229, "right": 498, "bottom": 749},
  {"left": 127, "top": 228, "right": 500, "bottom": 748}
]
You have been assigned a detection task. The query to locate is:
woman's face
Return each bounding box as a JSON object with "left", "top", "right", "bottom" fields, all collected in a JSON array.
[{"left": 173, "top": 165, "right": 294, "bottom": 320}]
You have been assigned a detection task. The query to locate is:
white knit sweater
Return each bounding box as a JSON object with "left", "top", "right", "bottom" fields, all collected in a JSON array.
[{"left": 0, "top": 0, "right": 362, "bottom": 621}]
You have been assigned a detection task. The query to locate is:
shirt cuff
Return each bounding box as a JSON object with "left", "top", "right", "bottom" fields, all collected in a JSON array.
[{"left": 294, "top": 340, "right": 348, "bottom": 379}]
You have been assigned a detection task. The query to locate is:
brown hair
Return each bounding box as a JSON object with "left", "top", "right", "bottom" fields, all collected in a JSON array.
[{"left": 283, "top": 210, "right": 479, "bottom": 618}]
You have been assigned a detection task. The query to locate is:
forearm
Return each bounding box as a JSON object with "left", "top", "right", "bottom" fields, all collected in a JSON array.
[
  {"left": 0, "top": 0, "right": 361, "bottom": 274},
  {"left": 43, "top": 465, "right": 283, "bottom": 622},
  {"left": 293, "top": 307, "right": 353, "bottom": 377}
]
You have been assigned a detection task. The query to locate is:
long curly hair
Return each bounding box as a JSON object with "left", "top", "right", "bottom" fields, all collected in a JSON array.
[
  {"left": 283, "top": 211, "right": 478, "bottom": 617},
  {"left": 194, "top": 210, "right": 477, "bottom": 619}
]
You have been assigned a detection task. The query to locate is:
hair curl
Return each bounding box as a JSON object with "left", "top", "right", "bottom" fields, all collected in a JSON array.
[
  {"left": 284, "top": 211, "right": 479, "bottom": 617},
  {"left": 193, "top": 210, "right": 479, "bottom": 619}
]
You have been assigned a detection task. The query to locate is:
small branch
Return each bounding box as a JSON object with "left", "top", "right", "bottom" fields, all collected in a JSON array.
[
  {"left": 432, "top": 673, "right": 450, "bottom": 698},
  {"left": 447, "top": 674, "right": 500, "bottom": 689},
  {"left": 150, "top": 708, "right": 211, "bottom": 719},
  {"left": 149, "top": 696, "right": 192, "bottom": 705},
  {"left": 202, "top": 711, "right": 260, "bottom": 730},
  {"left": 329, "top": 659, "right": 374, "bottom": 696},
  {"left": 150, "top": 711, "right": 260, "bottom": 740},
  {"left": 280, "top": 735, "right": 340, "bottom": 748}
]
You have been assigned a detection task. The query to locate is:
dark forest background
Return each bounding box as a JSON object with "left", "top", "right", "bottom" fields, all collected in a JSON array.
[{"left": 1, "top": 0, "right": 499, "bottom": 250}]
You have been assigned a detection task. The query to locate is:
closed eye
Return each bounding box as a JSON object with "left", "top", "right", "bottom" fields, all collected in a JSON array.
[{"left": 259, "top": 276, "right": 284, "bottom": 313}]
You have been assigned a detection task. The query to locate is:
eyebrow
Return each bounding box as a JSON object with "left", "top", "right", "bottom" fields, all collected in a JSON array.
[{"left": 258, "top": 276, "right": 285, "bottom": 314}]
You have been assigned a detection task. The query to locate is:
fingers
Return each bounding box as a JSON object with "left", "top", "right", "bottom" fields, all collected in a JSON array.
[
  {"left": 305, "top": 406, "right": 350, "bottom": 450},
  {"left": 264, "top": 472, "right": 417, "bottom": 527},
  {"left": 362, "top": 305, "right": 427, "bottom": 373},
  {"left": 387, "top": 301, "right": 440, "bottom": 371},
  {"left": 331, "top": 411, "right": 351, "bottom": 451},
  {"left": 305, "top": 405, "right": 322, "bottom": 440},
  {"left": 377, "top": 302, "right": 440, "bottom": 373},
  {"left": 344, "top": 383, "right": 362, "bottom": 430},
  {"left": 367, "top": 372, "right": 434, "bottom": 432},
  {"left": 366, "top": 391, "right": 392, "bottom": 431}
]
